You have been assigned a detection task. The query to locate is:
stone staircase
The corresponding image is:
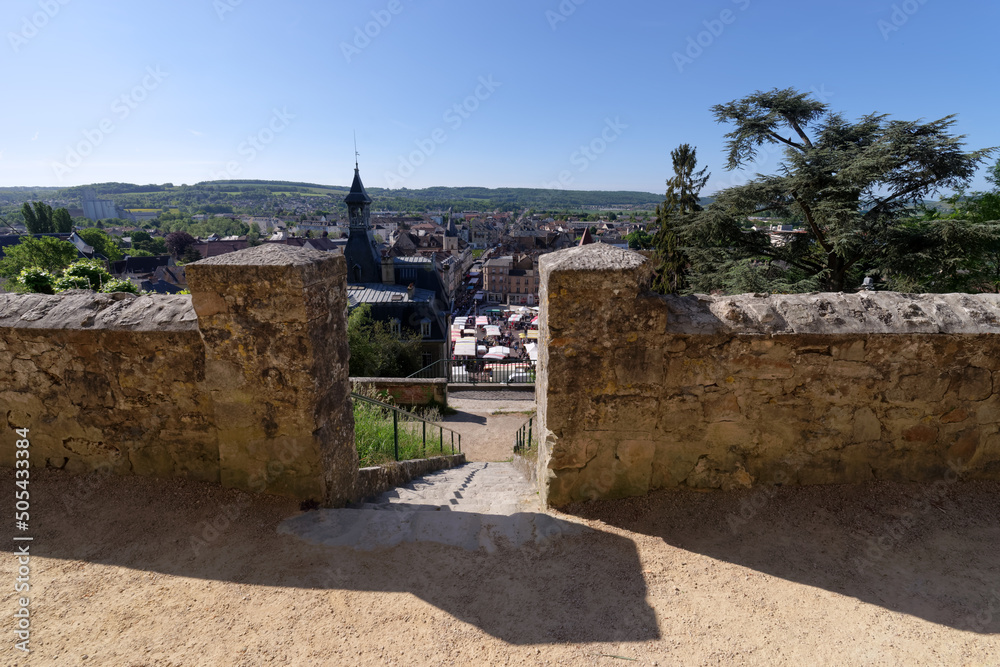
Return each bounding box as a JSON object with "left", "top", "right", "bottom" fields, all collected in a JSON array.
[
  {"left": 359, "top": 461, "right": 538, "bottom": 515},
  {"left": 279, "top": 462, "right": 583, "bottom": 552}
]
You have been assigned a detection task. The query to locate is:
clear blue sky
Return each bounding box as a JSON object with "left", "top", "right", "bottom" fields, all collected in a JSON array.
[{"left": 2, "top": 0, "right": 997, "bottom": 195}]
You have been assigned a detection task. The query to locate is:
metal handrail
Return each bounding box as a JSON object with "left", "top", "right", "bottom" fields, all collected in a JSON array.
[
  {"left": 513, "top": 414, "right": 536, "bottom": 455},
  {"left": 406, "top": 359, "right": 450, "bottom": 379},
  {"left": 351, "top": 392, "right": 461, "bottom": 463},
  {"left": 407, "top": 358, "right": 535, "bottom": 385}
]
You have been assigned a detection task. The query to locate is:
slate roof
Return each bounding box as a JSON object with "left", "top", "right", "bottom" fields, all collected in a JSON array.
[
  {"left": 344, "top": 168, "right": 372, "bottom": 205},
  {"left": 347, "top": 283, "right": 434, "bottom": 307},
  {"left": 112, "top": 255, "right": 171, "bottom": 275}
]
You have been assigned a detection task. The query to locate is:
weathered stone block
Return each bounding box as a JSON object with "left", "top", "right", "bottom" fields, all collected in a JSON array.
[{"left": 188, "top": 244, "right": 356, "bottom": 506}]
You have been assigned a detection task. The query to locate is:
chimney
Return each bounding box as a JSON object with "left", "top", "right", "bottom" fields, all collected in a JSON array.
[
  {"left": 407, "top": 282, "right": 415, "bottom": 300},
  {"left": 381, "top": 255, "right": 394, "bottom": 284}
]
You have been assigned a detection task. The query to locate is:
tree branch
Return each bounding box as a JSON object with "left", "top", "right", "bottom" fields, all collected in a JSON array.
[
  {"left": 766, "top": 131, "right": 804, "bottom": 151},
  {"left": 784, "top": 116, "right": 814, "bottom": 149},
  {"left": 744, "top": 240, "right": 823, "bottom": 274},
  {"left": 790, "top": 193, "right": 832, "bottom": 253},
  {"left": 865, "top": 179, "right": 934, "bottom": 218}
]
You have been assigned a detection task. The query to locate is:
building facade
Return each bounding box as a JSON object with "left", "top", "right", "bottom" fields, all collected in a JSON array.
[{"left": 483, "top": 254, "right": 539, "bottom": 306}]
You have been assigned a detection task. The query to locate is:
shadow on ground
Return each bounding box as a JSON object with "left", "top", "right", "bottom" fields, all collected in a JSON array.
[
  {"left": 562, "top": 479, "right": 1000, "bottom": 634},
  {"left": 5, "top": 468, "right": 659, "bottom": 646},
  {"left": 441, "top": 410, "right": 487, "bottom": 426}
]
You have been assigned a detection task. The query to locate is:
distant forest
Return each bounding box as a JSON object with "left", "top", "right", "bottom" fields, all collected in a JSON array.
[{"left": 0, "top": 180, "right": 665, "bottom": 217}]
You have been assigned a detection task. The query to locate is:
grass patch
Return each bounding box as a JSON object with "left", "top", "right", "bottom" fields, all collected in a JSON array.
[{"left": 353, "top": 387, "right": 459, "bottom": 467}]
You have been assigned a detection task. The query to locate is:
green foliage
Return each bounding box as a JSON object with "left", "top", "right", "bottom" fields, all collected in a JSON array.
[
  {"left": 347, "top": 303, "right": 423, "bottom": 378},
  {"left": 0, "top": 236, "right": 78, "bottom": 281},
  {"left": 180, "top": 246, "right": 203, "bottom": 263},
  {"left": 53, "top": 208, "right": 73, "bottom": 233},
  {"left": 127, "top": 249, "right": 155, "bottom": 257},
  {"left": 682, "top": 87, "right": 996, "bottom": 293},
  {"left": 75, "top": 228, "right": 123, "bottom": 261},
  {"left": 17, "top": 267, "right": 56, "bottom": 294},
  {"left": 652, "top": 144, "right": 709, "bottom": 294},
  {"left": 22, "top": 202, "right": 54, "bottom": 234},
  {"left": 99, "top": 278, "right": 139, "bottom": 294},
  {"left": 352, "top": 385, "right": 450, "bottom": 467},
  {"left": 130, "top": 230, "right": 167, "bottom": 255},
  {"left": 626, "top": 230, "right": 654, "bottom": 249},
  {"left": 53, "top": 275, "right": 94, "bottom": 292},
  {"left": 63, "top": 259, "right": 112, "bottom": 290},
  {"left": 246, "top": 225, "right": 262, "bottom": 247}
]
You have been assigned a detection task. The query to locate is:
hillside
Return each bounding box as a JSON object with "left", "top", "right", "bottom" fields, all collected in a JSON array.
[{"left": 0, "top": 180, "right": 664, "bottom": 213}]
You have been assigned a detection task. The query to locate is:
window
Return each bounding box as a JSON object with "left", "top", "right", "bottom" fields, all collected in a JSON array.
[
  {"left": 420, "top": 319, "right": 431, "bottom": 337},
  {"left": 390, "top": 318, "right": 401, "bottom": 336}
]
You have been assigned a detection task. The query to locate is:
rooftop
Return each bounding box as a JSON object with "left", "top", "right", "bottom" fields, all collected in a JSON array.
[{"left": 347, "top": 283, "right": 435, "bottom": 306}]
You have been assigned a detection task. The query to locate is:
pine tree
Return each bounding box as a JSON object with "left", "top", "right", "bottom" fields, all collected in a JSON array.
[
  {"left": 652, "top": 144, "right": 709, "bottom": 294},
  {"left": 684, "top": 87, "right": 995, "bottom": 293}
]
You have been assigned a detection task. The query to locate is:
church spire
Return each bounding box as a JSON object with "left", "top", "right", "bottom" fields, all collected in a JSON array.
[
  {"left": 343, "top": 162, "right": 381, "bottom": 283},
  {"left": 345, "top": 163, "right": 372, "bottom": 231}
]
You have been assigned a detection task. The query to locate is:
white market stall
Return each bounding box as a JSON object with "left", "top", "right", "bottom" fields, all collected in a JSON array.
[{"left": 453, "top": 338, "right": 478, "bottom": 357}]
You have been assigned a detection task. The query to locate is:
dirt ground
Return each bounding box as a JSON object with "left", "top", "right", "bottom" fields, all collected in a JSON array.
[{"left": 2, "top": 397, "right": 998, "bottom": 665}]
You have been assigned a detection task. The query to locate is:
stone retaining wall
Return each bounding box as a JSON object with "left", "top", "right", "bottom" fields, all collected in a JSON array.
[
  {"left": 1, "top": 245, "right": 357, "bottom": 506},
  {"left": 350, "top": 378, "right": 447, "bottom": 407},
  {"left": 537, "top": 244, "right": 1000, "bottom": 506}
]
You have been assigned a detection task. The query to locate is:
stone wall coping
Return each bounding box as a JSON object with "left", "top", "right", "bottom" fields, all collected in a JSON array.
[
  {"left": 0, "top": 291, "right": 198, "bottom": 331},
  {"left": 191, "top": 243, "right": 335, "bottom": 267},
  {"left": 351, "top": 377, "right": 448, "bottom": 385},
  {"left": 540, "top": 243, "right": 648, "bottom": 273},
  {"left": 661, "top": 291, "right": 1000, "bottom": 336}
]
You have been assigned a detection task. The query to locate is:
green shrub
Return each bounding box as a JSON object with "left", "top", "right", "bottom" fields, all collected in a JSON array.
[
  {"left": 53, "top": 275, "right": 93, "bottom": 292},
  {"left": 99, "top": 278, "right": 139, "bottom": 294},
  {"left": 17, "top": 267, "right": 55, "bottom": 294},
  {"left": 63, "top": 259, "right": 112, "bottom": 290}
]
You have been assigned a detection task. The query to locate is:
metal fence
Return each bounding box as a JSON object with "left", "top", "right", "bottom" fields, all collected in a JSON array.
[
  {"left": 513, "top": 415, "right": 536, "bottom": 456},
  {"left": 351, "top": 393, "right": 461, "bottom": 468},
  {"left": 407, "top": 359, "right": 535, "bottom": 385}
]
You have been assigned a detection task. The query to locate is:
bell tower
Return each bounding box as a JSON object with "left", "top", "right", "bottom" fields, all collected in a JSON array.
[{"left": 343, "top": 159, "right": 381, "bottom": 284}]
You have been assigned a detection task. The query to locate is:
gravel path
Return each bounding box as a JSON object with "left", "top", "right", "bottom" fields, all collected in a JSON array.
[
  {"left": 442, "top": 392, "right": 536, "bottom": 462},
  {"left": 5, "top": 468, "right": 997, "bottom": 665}
]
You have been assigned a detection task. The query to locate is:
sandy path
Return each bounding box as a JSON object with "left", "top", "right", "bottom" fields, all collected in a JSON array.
[
  {"left": 1, "top": 464, "right": 997, "bottom": 666},
  {"left": 442, "top": 391, "right": 536, "bottom": 462}
]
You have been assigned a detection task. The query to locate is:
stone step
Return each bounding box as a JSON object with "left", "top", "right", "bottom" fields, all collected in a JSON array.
[{"left": 279, "top": 508, "right": 582, "bottom": 552}]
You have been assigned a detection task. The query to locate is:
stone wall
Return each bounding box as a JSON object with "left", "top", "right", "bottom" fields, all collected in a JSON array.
[
  {"left": 537, "top": 244, "right": 1000, "bottom": 506},
  {"left": 0, "top": 292, "right": 217, "bottom": 480},
  {"left": 188, "top": 244, "right": 356, "bottom": 505},
  {"left": 1, "top": 245, "right": 357, "bottom": 506},
  {"left": 350, "top": 378, "right": 447, "bottom": 407}
]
